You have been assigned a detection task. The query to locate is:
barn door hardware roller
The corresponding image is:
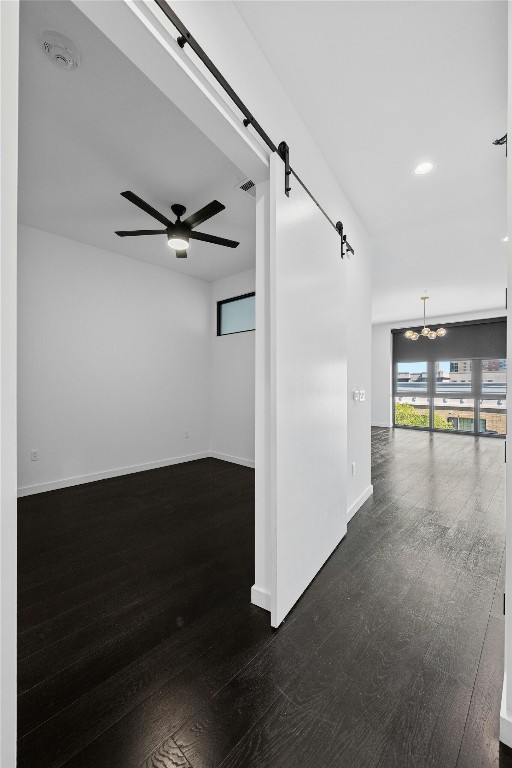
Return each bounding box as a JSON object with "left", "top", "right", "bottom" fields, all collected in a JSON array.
[
  {"left": 335, "top": 222, "right": 354, "bottom": 259},
  {"left": 493, "top": 133, "right": 507, "bottom": 156},
  {"left": 153, "top": 0, "right": 355, "bottom": 257},
  {"left": 277, "top": 142, "right": 292, "bottom": 197}
]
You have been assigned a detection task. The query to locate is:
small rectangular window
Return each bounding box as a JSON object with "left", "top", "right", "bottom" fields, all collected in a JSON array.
[{"left": 217, "top": 292, "right": 255, "bottom": 336}]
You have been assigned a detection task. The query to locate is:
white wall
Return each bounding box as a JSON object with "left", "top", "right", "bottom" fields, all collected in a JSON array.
[
  {"left": 18, "top": 225, "right": 212, "bottom": 494},
  {"left": 372, "top": 307, "right": 507, "bottom": 429},
  {"left": 210, "top": 268, "right": 255, "bottom": 467},
  {"left": 500, "top": 0, "right": 512, "bottom": 748},
  {"left": 372, "top": 323, "right": 394, "bottom": 427},
  {"left": 1, "top": 2, "right": 19, "bottom": 764},
  {"left": 347, "top": 246, "right": 373, "bottom": 517}
]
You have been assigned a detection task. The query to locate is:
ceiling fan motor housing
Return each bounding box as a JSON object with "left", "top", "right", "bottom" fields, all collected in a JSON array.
[{"left": 171, "top": 203, "right": 186, "bottom": 220}]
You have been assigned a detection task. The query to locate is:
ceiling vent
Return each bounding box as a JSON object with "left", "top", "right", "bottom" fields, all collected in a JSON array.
[
  {"left": 42, "top": 32, "right": 80, "bottom": 70},
  {"left": 237, "top": 179, "right": 256, "bottom": 198}
]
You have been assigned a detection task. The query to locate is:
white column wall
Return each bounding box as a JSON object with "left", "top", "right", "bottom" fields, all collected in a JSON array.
[
  {"left": 253, "top": 181, "right": 272, "bottom": 610},
  {"left": 371, "top": 324, "right": 393, "bottom": 428},
  {"left": 1, "top": 2, "right": 19, "bottom": 764},
  {"left": 500, "top": 0, "right": 512, "bottom": 748},
  {"left": 347, "top": 242, "right": 373, "bottom": 517}
]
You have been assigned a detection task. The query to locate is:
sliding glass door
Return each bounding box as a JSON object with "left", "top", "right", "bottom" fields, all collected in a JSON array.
[{"left": 393, "top": 358, "right": 506, "bottom": 437}]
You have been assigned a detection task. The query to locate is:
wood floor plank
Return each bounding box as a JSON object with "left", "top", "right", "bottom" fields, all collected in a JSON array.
[
  {"left": 423, "top": 572, "right": 496, "bottom": 687},
  {"left": 18, "top": 503, "right": 252, "bottom": 659},
  {"left": 18, "top": 586, "right": 250, "bottom": 768},
  {"left": 18, "top": 527, "right": 252, "bottom": 692},
  {"left": 17, "top": 557, "right": 251, "bottom": 736},
  {"left": 376, "top": 660, "right": 473, "bottom": 768},
  {"left": 60, "top": 601, "right": 273, "bottom": 768},
  {"left": 217, "top": 645, "right": 408, "bottom": 768},
  {"left": 456, "top": 617, "right": 504, "bottom": 768},
  {"left": 140, "top": 736, "right": 191, "bottom": 768}
]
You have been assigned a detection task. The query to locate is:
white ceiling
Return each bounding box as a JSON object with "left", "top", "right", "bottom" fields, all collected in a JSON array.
[
  {"left": 236, "top": 1, "right": 508, "bottom": 323},
  {"left": 18, "top": 0, "right": 256, "bottom": 283}
]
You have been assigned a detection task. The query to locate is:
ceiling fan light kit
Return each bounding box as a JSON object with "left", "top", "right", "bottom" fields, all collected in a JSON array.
[
  {"left": 115, "top": 192, "right": 239, "bottom": 258},
  {"left": 167, "top": 233, "right": 189, "bottom": 250},
  {"left": 405, "top": 296, "right": 446, "bottom": 341}
]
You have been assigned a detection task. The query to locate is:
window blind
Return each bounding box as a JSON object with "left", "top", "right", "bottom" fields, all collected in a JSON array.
[{"left": 392, "top": 318, "right": 506, "bottom": 363}]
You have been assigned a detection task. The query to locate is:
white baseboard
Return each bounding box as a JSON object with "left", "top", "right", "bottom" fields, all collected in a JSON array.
[
  {"left": 251, "top": 584, "right": 270, "bottom": 612},
  {"left": 371, "top": 422, "right": 392, "bottom": 428},
  {"left": 17, "top": 452, "right": 210, "bottom": 497},
  {"left": 347, "top": 484, "right": 374, "bottom": 522},
  {"left": 501, "top": 678, "right": 512, "bottom": 748},
  {"left": 18, "top": 450, "right": 256, "bottom": 497},
  {"left": 209, "top": 452, "right": 255, "bottom": 469}
]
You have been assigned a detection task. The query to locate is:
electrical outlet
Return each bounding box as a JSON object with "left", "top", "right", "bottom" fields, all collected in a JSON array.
[
  {"left": 352, "top": 462, "right": 356, "bottom": 476},
  {"left": 353, "top": 390, "right": 360, "bottom": 401},
  {"left": 184, "top": 431, "right": 190, "bottom": 439},
  {"left": 30, "top": 450, "right": 40, "bottom": 461}
]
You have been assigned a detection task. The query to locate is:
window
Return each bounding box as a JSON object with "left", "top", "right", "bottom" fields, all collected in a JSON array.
[
  {"left": 435, "top": 360, "right": 472, "bottom": 395},
  {"left": 396, "top": 362, "right": 428, "bottom": 393},
  {"left": 217, "top": 292, "right": 255, "bottom": 336},
  {"left": 480, "top": 359, "right": 507, "bottom": 435},
  {"left": 481, "top": 359, "right": 506, "bottom": 396},
  {"left": 433, "top": 398, "right": 475, "bottom": 432},
  {"left": 394, "top": 398, "right": 430, "bottom": 428},
  {"left": 393, "top": 358, "right": 506, "bottom": 438},
  {"left": 392, "top": 318, "right": 506, "bottom": 437}
]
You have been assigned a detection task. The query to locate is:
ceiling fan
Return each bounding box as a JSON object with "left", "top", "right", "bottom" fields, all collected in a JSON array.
[{"left": 115, "top": 191, "right": 239, "bottom": 258}]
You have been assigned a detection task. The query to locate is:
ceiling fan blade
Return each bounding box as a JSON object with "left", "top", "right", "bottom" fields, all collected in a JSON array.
[
  {"left": 183, "top": 200, "right": 225, "bottom": 229},
  {"left": 175, "top": 250, "right": 188, "bottom": 259},
  {"left": 115, "top": 229, "right": 167, "bottom": 237},
  {"left": 120, "top": 191, "right": 172, "bottom": 227},
  {"left": 189, "top": 231, "right": 239, "bottom": 248}
]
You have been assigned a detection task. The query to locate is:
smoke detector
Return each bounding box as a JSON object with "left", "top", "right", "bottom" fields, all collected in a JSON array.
[
  {"left": 237, "top": 178, "right": 256, "bottom": 198},
  {"left": 42, "top": 32, "right": 80, "bottom": 70}
]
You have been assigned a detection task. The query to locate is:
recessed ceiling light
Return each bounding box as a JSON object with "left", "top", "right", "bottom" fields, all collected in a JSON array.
[
  {"left": 501, "top": 236, "right": 509, "bottom": 243},
  {"left": 414, "top": 161, "right": 435, "bottom": 176}
]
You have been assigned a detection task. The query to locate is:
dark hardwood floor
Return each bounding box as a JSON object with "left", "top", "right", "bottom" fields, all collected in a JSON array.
[{"left": 18, "top": 429, "right": 511, "bottom": 767}]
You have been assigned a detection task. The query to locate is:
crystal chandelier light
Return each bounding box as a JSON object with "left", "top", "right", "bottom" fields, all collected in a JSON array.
[{"left": 405, "top": 296, "right": 446, "bottom": 341}]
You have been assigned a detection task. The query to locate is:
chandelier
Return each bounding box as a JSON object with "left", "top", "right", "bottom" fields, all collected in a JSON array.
[{"left": 405, "top": 296, "right": 446, "bottom": 341}]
